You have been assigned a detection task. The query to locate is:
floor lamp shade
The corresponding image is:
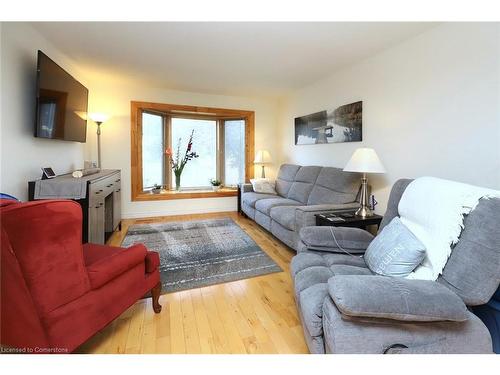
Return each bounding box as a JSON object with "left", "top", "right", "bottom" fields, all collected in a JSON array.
[
  {"left": 343, "top": 148, "right": 385, "bottom": 217},
  {"left": 254, "top": 150, "right": 272, "bottom": 178}
]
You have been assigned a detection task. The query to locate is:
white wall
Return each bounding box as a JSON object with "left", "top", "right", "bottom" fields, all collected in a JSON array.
[
  {"left": 85, "top": 82, "right": 281, "bottom": 218},
  {"left": 0, "top": 23, "right": 87, "bottom": 200},
  {"left": 279, "top": 23, "right": 500, "bottom": 213}
]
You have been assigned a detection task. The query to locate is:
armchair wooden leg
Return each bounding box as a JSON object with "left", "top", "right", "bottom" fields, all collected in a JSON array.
[{"left": 151, "top": 282, "right": 162, "bottom": 313}]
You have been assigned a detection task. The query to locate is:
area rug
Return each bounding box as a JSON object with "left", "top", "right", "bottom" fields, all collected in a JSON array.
[{"left": 121, "top": 218, "right": 282, "bottom": 293}]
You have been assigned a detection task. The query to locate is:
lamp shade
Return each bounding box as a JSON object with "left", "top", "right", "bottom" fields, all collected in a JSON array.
[
  {"left": 343, "top": 148, "right": 386, "bottom": 174},
  {"left": 89, "top": 113, "right": 109, "bottom": 124},
  {"left": 254, "top": 150, "right": 272, "bottom": 164}
]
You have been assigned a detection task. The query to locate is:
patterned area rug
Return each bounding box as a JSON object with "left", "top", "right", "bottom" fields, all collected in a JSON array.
[{"left": 121, "top": 218, "right": 282, "bottom": 293}]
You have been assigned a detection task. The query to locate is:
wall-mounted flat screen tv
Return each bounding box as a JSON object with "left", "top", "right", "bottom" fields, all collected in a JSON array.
[{"left": 35, "top": 50, "right": 88, "bottom": 142}]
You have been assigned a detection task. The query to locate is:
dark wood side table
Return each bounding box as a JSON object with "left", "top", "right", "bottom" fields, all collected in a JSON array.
[{"left": 315, "top": 212, "right": 383, "bottom": 231}]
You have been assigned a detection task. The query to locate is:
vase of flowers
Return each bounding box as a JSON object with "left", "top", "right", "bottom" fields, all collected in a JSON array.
[
  {"left": 165, "top": 130, "right": 199, "bottom": 191},
  {"left": 210, "top": 178, "right": 222, "bottom": 191}
]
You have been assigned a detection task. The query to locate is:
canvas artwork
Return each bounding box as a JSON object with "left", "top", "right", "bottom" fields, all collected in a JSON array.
[{"left": 294, "top": 101, "right": 362, "bottom": 145}]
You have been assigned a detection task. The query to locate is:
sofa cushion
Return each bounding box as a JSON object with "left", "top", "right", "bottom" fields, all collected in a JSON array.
[
  {"left": 307, "top": 167, "right": 360, "bottom": 205},
  {"left": 287, "top": 166, "right": 322, "bottom": 204},
  {"left": 270, "top": 206, "right": 297, "bottom": 231},
  {"left": 275, "top": 164, "right": 301, "bottom": 197},
  {"left": 255, "top": 197, "right": 301, "bottom": 215},
  {"left": 291, "top": 252, "right": 368, "bottom": 278},
  {"left": 241, "top": 192, "right": 277, "bottom": 208}
]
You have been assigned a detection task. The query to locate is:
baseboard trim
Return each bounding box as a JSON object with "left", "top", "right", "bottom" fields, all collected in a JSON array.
[{"left": 122, "top": 206, "right": 237, "bottom": 219}]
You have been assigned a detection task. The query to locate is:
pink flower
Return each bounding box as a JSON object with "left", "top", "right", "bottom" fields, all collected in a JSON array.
[{"left": 165, "top": 147, "right": 173, "bottom": 156}]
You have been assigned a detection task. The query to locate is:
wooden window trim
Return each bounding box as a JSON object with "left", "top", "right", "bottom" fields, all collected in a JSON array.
[{"left": 131, "top": 101, "right": 254, "bottom": 201}]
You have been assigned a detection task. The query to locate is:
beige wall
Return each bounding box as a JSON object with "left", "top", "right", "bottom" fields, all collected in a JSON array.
[
  {"left": 3, "top": 22, "right": 499, "bottom": 220},
  {"left": 85, "top": 82, "right": 281, "bottom": 218},
  {"left": 278, "top": 23, "right": 500, "bottom": 213},
  {"left": 0, "top": 22, "right": 87, "bottom": 200},
  {"left": 0, "top": 22, "right": 282, "bottom": 216}
]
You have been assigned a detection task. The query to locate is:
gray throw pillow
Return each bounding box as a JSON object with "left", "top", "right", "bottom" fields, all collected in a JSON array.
[{"left": 364, "top": 217, "right": 426, "bottom": 277}]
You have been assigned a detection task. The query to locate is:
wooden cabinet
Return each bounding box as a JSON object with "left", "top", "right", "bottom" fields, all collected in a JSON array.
[{"left": 28, "top": 169, "right": 121, "bottom": 245}]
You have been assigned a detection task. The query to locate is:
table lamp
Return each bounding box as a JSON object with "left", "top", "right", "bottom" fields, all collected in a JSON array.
[
  {"left": 343, "top": 148, "right": 386, "bottom": 218},
  {"left": 254, "top": 150, "right": 272, "bottom": 178},
  {"left": 89, "top": 113, "right": 110, "bottom": 169}
]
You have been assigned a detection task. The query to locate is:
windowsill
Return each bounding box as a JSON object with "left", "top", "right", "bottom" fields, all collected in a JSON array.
[{"left": 133, "top": 187, "right": 238, "bottom": 201}]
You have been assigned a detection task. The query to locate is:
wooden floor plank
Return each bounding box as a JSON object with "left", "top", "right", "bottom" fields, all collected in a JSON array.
[
  {"left": 169, "top": 293, "right": 187, "bottom": 353},
  {"left": 78, "top": 211, "right": 307, "bottom": 354}
]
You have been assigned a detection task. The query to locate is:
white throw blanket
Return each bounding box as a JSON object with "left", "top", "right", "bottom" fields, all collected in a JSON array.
[{"left": 398, "top": 176, "right": 500, "bottom": 281}]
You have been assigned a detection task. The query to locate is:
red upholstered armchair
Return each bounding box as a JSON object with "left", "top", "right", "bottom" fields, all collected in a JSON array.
[{"left": 0, "top": 199, "right": 162, "bottom": 353}]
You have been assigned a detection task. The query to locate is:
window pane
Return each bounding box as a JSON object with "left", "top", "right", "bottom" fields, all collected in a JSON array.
[
  {"left": 224, "top": 120, "right": 245, "bottom": 186},
  {"left": 171, "top": 118, "right": 217, "bottom": 188},
  {"left": 142, "top": 113, "right": 164, "bottom": 190}
]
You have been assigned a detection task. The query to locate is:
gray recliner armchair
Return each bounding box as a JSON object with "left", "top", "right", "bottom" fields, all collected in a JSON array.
[{"left": 291, "top": 179, "right": 500, "bottom": 354}]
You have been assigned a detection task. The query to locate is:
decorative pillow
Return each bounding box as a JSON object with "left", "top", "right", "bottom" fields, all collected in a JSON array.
[
  {"left": 250, "top": 178, "right": 277, "bottom": 195},
  {"left": 364, "top": 217, "right": 426, "bottom": 277}
]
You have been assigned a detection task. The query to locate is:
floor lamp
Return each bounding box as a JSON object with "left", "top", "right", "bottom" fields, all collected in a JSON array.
[
  {"left": 343, "top": 148, "right": 386, "bottom": 217},
  {"left": 89, "top": 113, "right": 109, "bottom": 169}
]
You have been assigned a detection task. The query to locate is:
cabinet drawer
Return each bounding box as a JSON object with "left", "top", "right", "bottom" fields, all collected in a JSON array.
[{"left": 89, "top": 173, "right": 119, "bottom": 203}]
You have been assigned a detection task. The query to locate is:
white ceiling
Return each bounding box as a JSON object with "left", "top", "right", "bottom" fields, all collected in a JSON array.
[{"left": 31, "top": 22, "right": 437, "bottom": 97}]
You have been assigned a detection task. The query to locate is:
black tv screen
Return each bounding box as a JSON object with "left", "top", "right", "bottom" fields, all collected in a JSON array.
[{"left": 35, "top": 51, "right": 88, "bottom": 142}]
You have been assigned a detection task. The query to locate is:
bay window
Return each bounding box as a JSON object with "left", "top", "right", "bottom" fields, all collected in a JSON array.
[{"left": 131, "top": 101, "right": 254, "bottom": 201}]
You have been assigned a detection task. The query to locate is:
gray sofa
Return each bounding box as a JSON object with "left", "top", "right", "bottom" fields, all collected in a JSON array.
[
  {"left": 291, "top": 179, "right": 500, "bottom": 354},
  {"left": 240, "top": 164, "right": 361, "bottom": 251}
]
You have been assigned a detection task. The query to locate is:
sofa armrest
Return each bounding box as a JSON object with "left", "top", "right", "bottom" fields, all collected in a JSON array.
[
  {"left": 328, "top": 275, "right": 469, "bottom": 322},
  {"left": 240, "top": 183, "right": 254, "bottom": 193},
  {"left": 294, "top": 202, "right": 360, "bottom": 232},
  {"left": 86, "top": 244, "right": 147, "bottom": 289},
  {"left": 299, "top": 226, "right": 374, "bottom": 254}
]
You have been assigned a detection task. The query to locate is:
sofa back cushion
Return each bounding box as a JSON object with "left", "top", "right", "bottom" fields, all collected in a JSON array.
[
  {"left": 438, "top": 197, "right": 500, "bottom": 306},
  {"left": 382, "top": 179, "right": 500, "bottom": 306},
  {"left": 287, "top": 166, "right": 322, "bottom": 204},
  {"left": 275, "top": 164, "right": 301, "bottom": 197},
  {"left": 307, "top": 167, "right": 360, "bottom": 205}
]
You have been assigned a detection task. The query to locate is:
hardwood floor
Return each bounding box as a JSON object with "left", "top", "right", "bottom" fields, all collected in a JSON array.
[{"left": 76, "top": 211, "right": 308, "bottom": 354}]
